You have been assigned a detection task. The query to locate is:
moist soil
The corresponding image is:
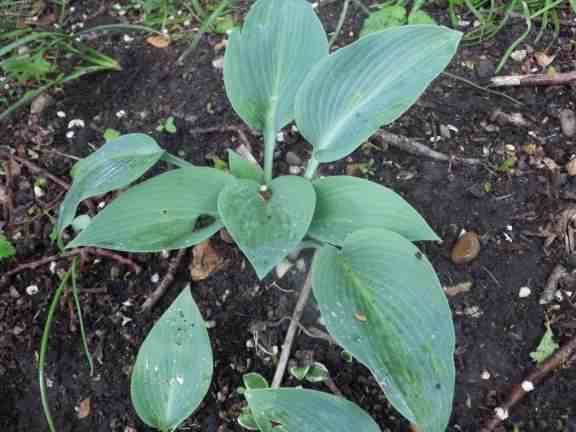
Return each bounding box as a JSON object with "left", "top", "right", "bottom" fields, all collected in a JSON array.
[{"left": 1, "top": 1, "right": 576, "bottom": 431}]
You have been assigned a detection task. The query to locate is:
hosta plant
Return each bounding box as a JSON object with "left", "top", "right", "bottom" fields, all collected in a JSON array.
[{"left": 45, "top": 0, "right": 462, "bottom": 431}]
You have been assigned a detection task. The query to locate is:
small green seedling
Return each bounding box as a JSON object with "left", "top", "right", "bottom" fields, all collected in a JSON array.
[
  {"left": 156, "top": 116, "right": 177, "bottom": 134},
  {"left": 0, "top": 234, "right": 16, "bottom": 260},
  {"left": 45, "top": 0, "right": 462, "bottom": 431},
  {"left": 289, "top": 361, "right": 329, "bottom": 383},
  {"left": 103, "top": 128, "right": 121, "bottom": 141}
]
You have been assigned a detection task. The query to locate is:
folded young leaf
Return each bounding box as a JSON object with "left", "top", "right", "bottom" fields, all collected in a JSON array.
[
  {"left": 245, "top": 388, "right": 381, "bottom": 432},
  {"left": 223, "top": 0, "right": 328, "bottom": 132},
  {"left": 131, "top": 286, "right": 213, "bottom": 431},
  {"left": 228, "top": 149, "right": 264, "bottom": 183},
  {"left": 67, "top": 167, "right": 233, "bottom": 252},
  {"left": 218, "top": 176, "right": 316, "bottom": 279},
  {"left": 56, "top": 134, "right": 164, "bottom": 237},
  {"left": 308, "top": 175, "right": 439, "bottom": 245},
  {"left": 312, "top": 228, "right": 455, "bottom": 431},
  {"left": 295, "top": 25, "right": 461, "bottom": 163}
]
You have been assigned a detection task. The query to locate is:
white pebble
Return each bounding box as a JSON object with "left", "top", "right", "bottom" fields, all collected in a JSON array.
[
  {"left": 521, "top": 380, "right": 535, "bottom": 392},
  {"left": 115, "top": 110, "right": 126, "bottom": 118},
  {"left": 276, "top": 132, "right": 285, "bottom": 142},
  {"left": 518, "top": 286, "right": 532, "bottom": 298},
  {"left": 66, "top": 131, "right": 75, "bottom": 139},
  {"left": 151, "top": 273, "right": 160, "bottom": 283},
  {"left": 34, "top": 185, "right": 44, "bottom": 198},
  {"left": 57, "top": 111, "right": 66, "bottom": 118},
  {"left": 68, "top": 119, "right": 85, "bottom": 128},
  {"left": 288, "top": 166, "right": 301, "bottom": 175},
  {"left": 98, "top": 201, "right": 106, "bottom": 209},
  {"left": 26, "top": 285, "right": 39, "bottom": 296},
  {"left": 123, "top": 34, "right": 134, "bottom": 43},
  {"left": 494, "top": 407, "right": 509, "bottom": 420},
  {"left": 481, "top": 370, "right": 491, "bottom": 380}
]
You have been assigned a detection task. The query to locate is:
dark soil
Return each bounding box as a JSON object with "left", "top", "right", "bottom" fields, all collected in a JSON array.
[{"left": 2, "top": 1, "right": 576, "bottom": 431}]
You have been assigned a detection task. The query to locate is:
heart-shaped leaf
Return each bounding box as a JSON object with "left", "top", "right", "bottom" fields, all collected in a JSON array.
[
  {"left": 228, "top": 149, "right": 264, "bottom": 183},
  {"left": 56, "top": 133, "right": 164, "bottom": 237},
  {"left": 223, "top": 0, "right": 328, "bottom": 132},
  {"left": 131, "top": 285, "right": 213, "bottom": 431},
  {"left": 312, "top": 228, "right": 455, "bottom": 431},
  {"left": 67, "top": 167, "right": 233, "bottom": 252},
  {"left": 218, "top": 175, "right": 316, "bottom": 279},
  {"left": 295, "top": 25, "right": 461, "bottom": 163},
  {"left": 245, "top": 388, "right": 381, "bottom": 432},
  {"left": 308, "top": 176, "right": 439, "bottom": 245}
]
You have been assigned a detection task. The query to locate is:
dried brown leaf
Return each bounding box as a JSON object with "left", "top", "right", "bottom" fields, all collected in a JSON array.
[{"left": 190, "top": 240, "right": 225, "bottom": 281}]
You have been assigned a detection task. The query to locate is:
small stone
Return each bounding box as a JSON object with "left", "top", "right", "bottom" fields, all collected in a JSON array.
[
  {"left": 566, "top": 159, "right": 576, "bottom": 176},
  {"left": 212, "top": 56, "right": 224, "bottom": 69},
  {"left": 288, "top": 166, "right": 301, "bottom": 175},
  {"left": 56, "top": 111, "right": 67, "bottom": 118},
  {"left": 30, "top": 94, "right": 53, "bottom": 115},
  {"left": 451, "top": 231, "right": 481, "bottom": 265},
  {"left": 481, "top": 370, "right": 491, "bottom": 380},
  {"left": 510, "top": 49, "right": 527, "bottom": 62},
  {"left": 285, "top": 151, "right": 302, "bottom": 166},
  {"left": 26, "top": 285, "right": 39, "bottom": 295},
  {"left": 494, "top": 407, "right": 509, "bottom": 420},
  {"left": 559, "top": 109, "right": 576, "bottom": 137},
  {"left": 150, "top": 273, "right": 160, "bottom": 283},
  {"left": 521, "top": 380, "right": 535, "bottom": 392},
  {"left": 476, "top": 58, "right": 495, "bottom": 79},
  {"left": 518, "top": 286, "right": 532, "bottom": 298}
]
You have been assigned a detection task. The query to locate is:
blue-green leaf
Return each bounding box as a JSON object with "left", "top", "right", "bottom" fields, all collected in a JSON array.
[
  {"left": 308, "top": 176, "right": 439, "bottom": 244},
  {"left": 131, "top": 286, "right": 213, "bottom": 431},
  {"left": 228, "top": 150, "right": 264, "bottom": 183},
  {"left": 223, "top": 0, "right": 328, "bottom": 132},
  {"left": 295, "top": 26, "right": 461, "bottom": 163},
  {"left": 245, "top": 388, "right": 381, "bottom": 432},
  {"left": 312, "top": 228, "right": 455, "bottom": 431},
  {"left": 56, "top": 134, "right": 164, "bottom": 237},
  {"left": 218, "top": 175, "right": 316, "bottom": 279},
  {"left": 67, "top": 167, "right": 232, "bottom": 252}
]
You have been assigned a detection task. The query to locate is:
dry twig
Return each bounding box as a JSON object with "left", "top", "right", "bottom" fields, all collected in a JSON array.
[
  {"left": 1, "top": 247, "right": 141, "bottom": 285},
  {"left": 141, "top": 249, "right": 186, "bottom": 312},
  {"left": 491, "top": 71, "right": 576, "bottom": 87},
  {"left": 272, "top": 265, "right": 314, "bottom": 388},
  {"left": 481, "top": 334, "right": 576, "bottom": 431},
  {"left": 375, "top": 130, "right": 482, "bottom": 165}
]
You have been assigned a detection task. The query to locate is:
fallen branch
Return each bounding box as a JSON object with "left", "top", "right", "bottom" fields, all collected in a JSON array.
[
  {"left": 375, "top": 130, "right": 482, "bottom": 165},
  {"left": 272, "top": 264, "right": 314, "bottom": 388},
  {"left": 1, "top": 247, "right": 141, "bottom": 285},
  {"left": 481, "top": 333, "right": 576, "bottom": 431},
  {"left": 141, "top": 249, "right": 186, "bottom": 312},
  {"left": 491, "top": 71, "right": 576, "bottom": 87}
]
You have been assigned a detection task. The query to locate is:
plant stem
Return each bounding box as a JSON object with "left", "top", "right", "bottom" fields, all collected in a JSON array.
[
  {"left": 329, "top": 0, "right": 350, "bottom": 48},
  {"left": 39, "top": 263, "right": 75, "bottom": 432},
  {"left": 304, "top": 157, "right": 320, "bottom": 180},
  {"left": 160, "top": 152, "right": 194, "bottom": 168},
  {"left": 263, "top": 108, "right": 277, "bottom": 186},
  {"left": 70, "top": 258, "right": 94, "bottom": 376},
  {"left": 272, "top": 263, "right": 315, "bottom": 388}
]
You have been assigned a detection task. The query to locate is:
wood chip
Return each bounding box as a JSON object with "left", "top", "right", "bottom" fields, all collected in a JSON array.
[
  {"left": 146, "top": 35, "right": 171, "bottom": 48},
  {"left": 77, "top": 398, "right": 91, "bottom": 419}
]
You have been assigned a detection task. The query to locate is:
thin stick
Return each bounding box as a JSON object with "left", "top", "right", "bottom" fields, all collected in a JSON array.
[
  {"left": 441, "top": 71, "right": 524, "bottom": 106},
  {"left": 481, "top": 334, "right": 576, "bottom": 431},
  {"left": 491, "top": 70, "right": 576, "bottom": 87},
  {"left": 141, "top": 249, "right": 186, "bottom": 312},
  {"left": 375, "top": 130, "right": 482, "bottom": 165},
  {"left": 6, "top": 153, "right": 70, "bottom": 191},
  {"left": 272, "top": 266, "right": 314, "bottom": 388},
  {"left": 1, "top": 247, "right": 141, "bottom": 284}
]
